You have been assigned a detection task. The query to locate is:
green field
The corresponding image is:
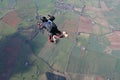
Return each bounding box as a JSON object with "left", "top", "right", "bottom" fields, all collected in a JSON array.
[{"left": 103, "top": 1, "right": 120, "bottom": 30}]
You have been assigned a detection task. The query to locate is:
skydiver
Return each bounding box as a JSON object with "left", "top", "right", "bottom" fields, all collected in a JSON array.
[{"left": 37, "top": 15, "right": 68, "bottom": 43}]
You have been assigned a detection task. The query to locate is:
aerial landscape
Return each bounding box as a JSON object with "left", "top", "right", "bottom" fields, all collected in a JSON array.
[{"left": 0, "top": 0, "right": 120, "bottom": 80}]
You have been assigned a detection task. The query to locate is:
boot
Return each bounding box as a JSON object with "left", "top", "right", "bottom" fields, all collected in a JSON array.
[
  {"left": 63, "top": 31, "right": 68, "bottom": 38},
  {"left": 53, "top": 35, "right": 58, "bottom": 43}
]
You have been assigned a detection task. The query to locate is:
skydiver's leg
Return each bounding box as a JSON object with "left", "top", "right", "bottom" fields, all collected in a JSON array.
[
  {"left": 55, "top": 28, "right": 68, "bottom": 38},
  {"left": 48, "top": 34, "right": 54, "bottom": 42},
  {"left": 52, "top": 27, "right": 63, "bottom": 38}
]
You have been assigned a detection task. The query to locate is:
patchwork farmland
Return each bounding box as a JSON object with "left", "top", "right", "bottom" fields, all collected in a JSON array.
[{"left": 0, "top": 0, "right": 120, "bottom": 80}]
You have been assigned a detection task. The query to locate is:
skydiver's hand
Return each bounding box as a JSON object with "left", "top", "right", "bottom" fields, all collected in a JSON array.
[
  {"left": 48, "top": 14, "right": 51, "bottom": 17},
  {"left": 37, "top": 23, "right": 43, "bottom": 29}
]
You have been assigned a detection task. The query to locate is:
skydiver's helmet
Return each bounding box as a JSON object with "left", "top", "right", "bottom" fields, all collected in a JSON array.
[{"left": 40, "top": 16, "right": 48, "bottom": 22}]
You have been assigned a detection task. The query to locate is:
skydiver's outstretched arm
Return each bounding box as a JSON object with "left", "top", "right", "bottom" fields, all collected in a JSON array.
[{"left": 48, "top": 14, "right": 55, "bottom": 21}]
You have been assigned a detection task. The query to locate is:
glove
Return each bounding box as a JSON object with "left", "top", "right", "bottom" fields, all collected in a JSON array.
[{"left": 37, "top": 23, "right": 43, "bottom": 28}]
